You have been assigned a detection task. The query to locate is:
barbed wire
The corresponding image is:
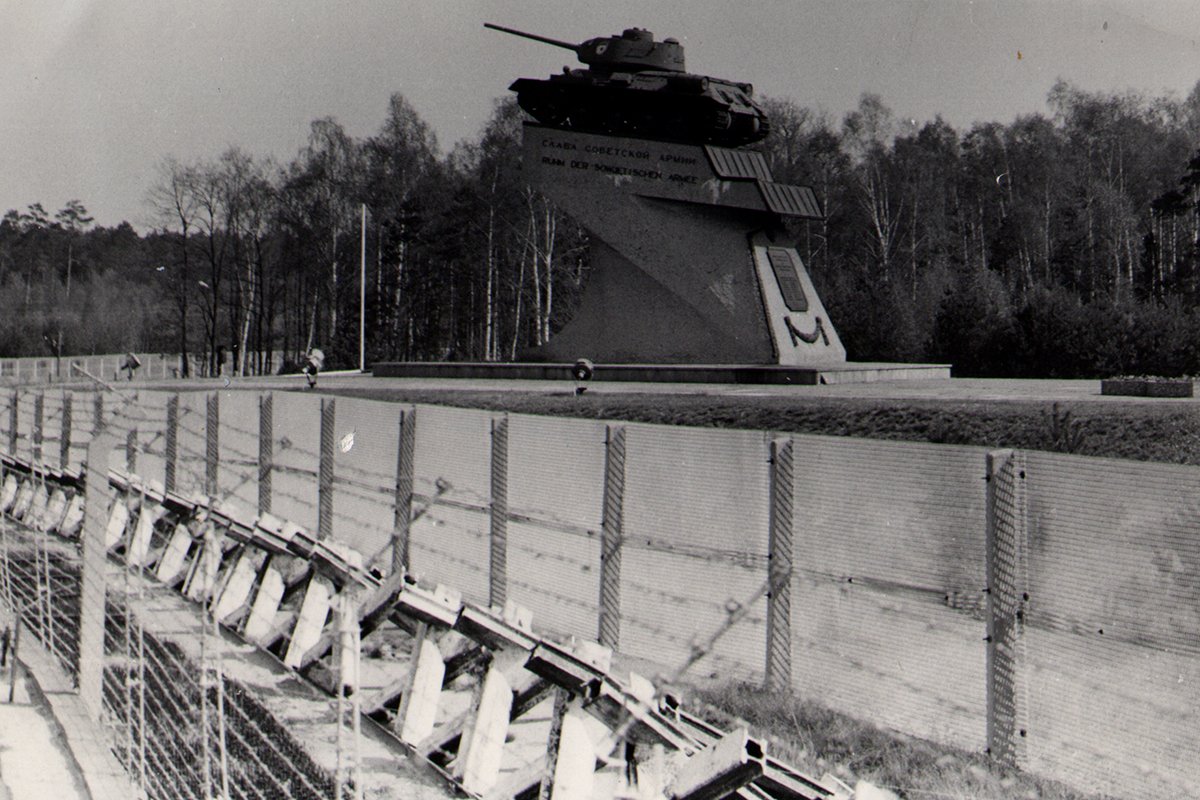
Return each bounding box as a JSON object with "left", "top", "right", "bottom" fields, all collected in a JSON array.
[
  {"left": 8, "top": 387, "right": 1198, "bottom": 799},
  {"left": 408, "top": 539, "right": 488, "bottom": 577},
  {"left": 506, "top": 577, "right": 597, "bottom": 614}
]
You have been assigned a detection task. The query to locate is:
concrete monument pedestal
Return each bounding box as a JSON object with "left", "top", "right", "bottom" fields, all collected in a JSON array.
[
  {"left": 375, "top": 123, "right": 949, "bottom": 383},
  {"left": 522, "top": 123, "right": 845, "bottom": 366}
]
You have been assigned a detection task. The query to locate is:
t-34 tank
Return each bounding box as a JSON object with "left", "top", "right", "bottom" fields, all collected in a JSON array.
[{"left": 485, "top": 23, "right": 770, "bottom": 147}]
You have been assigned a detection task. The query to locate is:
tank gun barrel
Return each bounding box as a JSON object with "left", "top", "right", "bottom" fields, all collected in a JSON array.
[{"left": 485, "top": 23, "right": 580, "bottom": 53}]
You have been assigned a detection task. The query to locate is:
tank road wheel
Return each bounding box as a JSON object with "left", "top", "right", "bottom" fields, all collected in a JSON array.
[
  {"left": 730, "top": 112, "right": 769, "bottom": 145},
  {"left": 756, "top": 114, "right": 771, "bottom": 139}
]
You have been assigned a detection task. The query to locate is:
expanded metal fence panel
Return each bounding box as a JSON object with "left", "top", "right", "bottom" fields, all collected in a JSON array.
[
  {"left": 100, "top": 390, "right": 143, "bottom": 445},
  {"left": 620, "top": 424, "right": 772, "bottom": 681},
  {"left": 12, "top": 389, "right": 34, "bottom": 462},
  {"left": 61, "top": 392, "right": 90, "bottom": 473},
  {"left": 790, "top": 574, "right": 986, "bottom": 747},
  {"left": 1023, "top": 451, "right": 1200, "bottom": 797},
  {"left": 504, "top": 414, "right": 607, "bottom": 638},
  {"left": 790, "top": 436, "right": 989, "bottom": 751},
  {"left": 507, "top": 519, "right": 599, "bottom": 640},
  {"left": 271, "top": 392, "right": 323, "bottom": 534},
  {"left": 0, "top": 392, "right": 13, "bottom": 451},
  {"left": 407, "top": 405, "right": 495, "bottom": 602},
  {"left": 412, "top": 405, "right": 494, "bottom": 508},
  {"left": 330, "top": 397, "right": 402, "bottom": 561},
  {"left": 134, "top": 391, "right": 169, "bottom": 488},
  {"left": 625, "top": 424, "right": 772, "bottom": 552},
  {"left": 172, "top": 392, "right": 209, "bottom": 497},
  {"left": 507, "top": 414, "right": 607, "bottom": 531},
  {"left": 215, "top": 391, "right": 260, "bottom": 519},
  {"left": 622, "top": 545, "right": 768, "bottom": 682},
  {"left": 409, "top": 505, "right": 491, "bottom": 605},
  {"left": 37, "top": 392, "right": 65, "bottom": 470},
  {"left": 1023, "top": 626, "right": 1199, "bottom": 798},
  {"left": 792, "top": 435, "right": 988, "bottom": 590}
]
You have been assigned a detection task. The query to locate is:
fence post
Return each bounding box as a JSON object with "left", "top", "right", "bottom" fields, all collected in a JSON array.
[
  {"left": 392, "top": 408, "right": 416, "bottom": 576},
  {"left": 489, "top": 415, "right": 509, "bottom": 608},
  {"left": 165, "top": 394, "right": 179, "bottom": 493},
  {"left": 206, "top": 392, "right": 219, "bottom": 498},
  {"left": 258, "top": 393, "right": 273, "bottom": 515},
  {"left": 60, "top": 392, "right": 72, "bottom": 469},
  {"left": 766, "top": 437, "right": 794, "bottom": 693},
  {"left": 598, "top": 424, "right": 626, "bottom": 650},
  {"left": 93, "top": 392, "right": 103, "bottom": 435},
  {"left": 7, "top": 391, "right": 16, "bottom": 455},
  {"left": 126, "top": 428, "right": 138, "bottom": 474},
  {"left": 985, "top": 449, "right": 1029, "bottom": 769},
  {"left": 33, "top": 393, "right": 44, "bottom": 464},
  {"left": 80, "top": 426, "right": 120, "bottom": 720},
  {"left": 318, "top": 398, "right": 336, "bottom": 540}
]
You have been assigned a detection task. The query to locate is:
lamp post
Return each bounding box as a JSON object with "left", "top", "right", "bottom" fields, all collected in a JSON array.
[{"left": 360, "top": 203, "right": 367, "bottom": 373}]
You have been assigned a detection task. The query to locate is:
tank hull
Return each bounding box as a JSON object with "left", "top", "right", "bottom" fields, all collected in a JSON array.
[{"left": 511, "top": 71, "right": 769, "bottom": 147}]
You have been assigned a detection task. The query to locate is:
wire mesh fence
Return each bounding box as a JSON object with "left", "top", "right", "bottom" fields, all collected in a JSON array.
[
  {"left": 0, "top": 352, "right": 285, "bottom": 386},
  {"left": 2, "top": 385, "right": 1199, "bottom": 798},
  {"left": 1022, "top": 451, "right": 1200, "bottom": 797}
]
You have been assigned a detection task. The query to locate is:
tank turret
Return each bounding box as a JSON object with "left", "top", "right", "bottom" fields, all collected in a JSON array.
[
  {"left": 485, "top": 23, "right": 769, "bottom": 147},
  {"left": 485, "top": 23, "right": 685, "bottom": 74}
]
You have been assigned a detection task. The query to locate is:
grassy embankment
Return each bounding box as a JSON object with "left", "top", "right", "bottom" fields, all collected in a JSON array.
[{"left": 320, "top": 386, "right": 1200, "bottom": 464}]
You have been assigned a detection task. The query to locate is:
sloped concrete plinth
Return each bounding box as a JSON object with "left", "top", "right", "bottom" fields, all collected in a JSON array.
[{"left": 521, "top": 124, "right": 848, "bottom": 366}]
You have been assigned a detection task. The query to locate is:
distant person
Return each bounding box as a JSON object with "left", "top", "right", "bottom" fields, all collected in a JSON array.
[
  {"left": 121, "top": 352, "right": 141, "bottom": 381},
  {"left": 303, "top": 348, "right": 325, "bottom": 389}
]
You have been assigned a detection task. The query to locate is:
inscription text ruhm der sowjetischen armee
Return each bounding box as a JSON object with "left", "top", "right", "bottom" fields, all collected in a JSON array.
[{"left": 539, "top": 136, "right": 702, "bottom": 184}]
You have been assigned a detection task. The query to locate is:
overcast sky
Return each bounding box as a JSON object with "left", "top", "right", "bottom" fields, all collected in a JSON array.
[{"left": 2, "top": 0, "right": 1199, "bottom": 229}]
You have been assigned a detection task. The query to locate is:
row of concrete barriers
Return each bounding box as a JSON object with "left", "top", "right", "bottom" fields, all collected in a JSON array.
[{"left": 0, "top": 446, "right": 841, "bottom": 800}]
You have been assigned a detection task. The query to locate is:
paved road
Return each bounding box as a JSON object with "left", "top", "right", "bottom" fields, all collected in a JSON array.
[
  {"left": 17, "top": 369, "right": 1200, "bottom": 406},
  {"left": 113, "top": 372, "right": 1195, "bottom": 404}
]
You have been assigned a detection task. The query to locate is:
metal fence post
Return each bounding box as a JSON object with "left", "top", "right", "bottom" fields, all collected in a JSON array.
[
  {"left": 598, "top": 424, "right": 626, "bottom": 650},
  {"left": 392, "top": 408, "right": 416, "bottom": 576},
  {"left": 766, "top": 437, "right": 795, "bottom": 693},
  {"left": 318, "top": 398, "right": 336, "bottom": 540},
  {"left": 7, "top": 391, "right": 16, "bottom": 455},
  {"left": 985, "top": 449, "right": 1029, "bottom": 769},
  {"left": 165, "top": 394, "right": 179, "bottom": 493},
  {"left": 60, "top": 392, "right": 72, "bottom": 469},
  {"left": 489, "top": 415, "right": 509, "bottom": 608},
  {"left": 258, "top": 393, "right": 273, "bottom": 515},
  {"left": 126, "top": 428, "right": 138, "bottom": 474},
  {"left": 33, "top": 393, "right": 44, "bottom": 464},
  {"left": 206, "top": 392, "right": 219, "bottom": 498}
]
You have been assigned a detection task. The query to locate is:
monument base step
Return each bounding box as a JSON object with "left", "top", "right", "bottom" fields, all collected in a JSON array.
[{"left": 372, "top": 361, "right": 950, "bottom": 385}]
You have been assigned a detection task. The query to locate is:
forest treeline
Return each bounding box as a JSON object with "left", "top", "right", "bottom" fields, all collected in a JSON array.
[{"left": 4, "top": 78, "right": 1200, "bottom": 377}]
